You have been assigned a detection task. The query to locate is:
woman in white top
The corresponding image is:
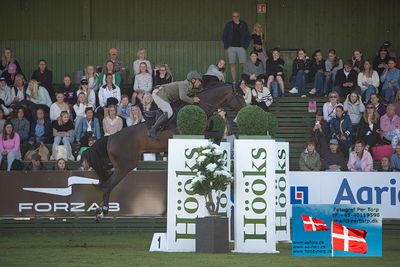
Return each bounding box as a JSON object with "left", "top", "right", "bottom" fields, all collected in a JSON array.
[
  {"left": 83, "top": 65, "right": 99, "bottom": 93},
  {"left": 27, "top": 79, "right": 52, "bottom": 107},
  {"left": 132, "top": 48, "right": 152, "bottom": 76},
  {"left": 357, "top": 60, "right": 380, "bottom": 102},
  {"left": 102, "top": 105, "right": 123, "bottom": 136},
  {"left": 132, "top": 62, "right": 152, "bottom": 105},
  {"left": 98, "top": 73, "right": 121, "bottom": 108},
  {"left": 73, "top": 92, "right": 92, "bottom": 124},
  {"left": 76, "top": 79, "right": 96, "bottom": 108},
  {"left": 323, "top": 91, "right": 343, "bottom": 123},
  {"left": 50, "top": 91, "right": 70, "bottom": 121}
]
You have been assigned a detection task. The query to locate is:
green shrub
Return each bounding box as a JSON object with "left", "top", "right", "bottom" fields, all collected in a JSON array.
[
  {"left": 177, "top": 105, "right": 208, "bottom": 135},
  {"left": 237, "top": 105, "right": 278, "bottom": 136},
  {"left": 207, "top": 114, "right": 226, "bottom": 135}
]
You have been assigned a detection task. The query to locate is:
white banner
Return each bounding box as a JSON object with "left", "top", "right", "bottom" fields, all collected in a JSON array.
[
  {"left": 166, "top": 139, "right": 231, "bottom": 252},
  {"left": 234, "top": 139, "right": 277, "bottom": 253},
  {"left": 290, "top": 172, "right": 400, "bottom": 219},
  {"left": 275, "top": 141, "right": 291, "bottom": 242}
]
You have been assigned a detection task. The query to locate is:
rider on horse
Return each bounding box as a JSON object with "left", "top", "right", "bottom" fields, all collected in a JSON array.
[{"left": 148, "top": 71, "right": 203, "bottom": 138}]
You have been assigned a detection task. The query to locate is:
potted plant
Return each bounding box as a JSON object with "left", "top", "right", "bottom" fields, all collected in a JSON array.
[{"left": 190, "top": 141, "right": 233, "bottom": 253}]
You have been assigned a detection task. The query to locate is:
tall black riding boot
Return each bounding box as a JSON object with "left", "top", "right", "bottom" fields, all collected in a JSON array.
[{"left": 148, "top": 112, "right": 169, "bottom": 139}]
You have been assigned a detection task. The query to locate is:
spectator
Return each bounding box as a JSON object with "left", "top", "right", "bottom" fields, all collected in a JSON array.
[
  {"left": 324, "top": 49, "right": 343, "bottom": 95},
  {"left": 383, "top": 41, "right": 396, "bottom": 59},
  {"left": 58, "top": 75, "right": 77, "bottom": 106},
  {"left": 351, "top": 49, "right": 365, "bottom": 73},
  {"left": 289, "top": 49, "right": 311, "bottom": 97},
  {"left": 373, "top": 46, "right": 390, "bottom": 78},
  {"left": 132, "top": 62, "right": 152, "bottom": 105},
  {"left": 51, "top": 111, "right": 75, "bottom": 161},
  {"left": 309, "top": 50, "right": 325, "bottom": 96},
  {"left": 11, "top": 108, "right": 29, "bottom": 142},
  {"left": 299, "top": 141, "right": 322, "bottom": 171},
  {"left": 310, "top": 109, "right": 330, "bottom": 154},
  {"left": 380, "top": 58, "right": 400, "bottom": 103},
  {"left": 380, "top": 104, "right": 400, "bottom": 149},
  {"left": 103, "top": 105, "right": 122, "bottom": 136},
  {"left": 117, "top": 95, "right": 132, "bottom": 120},
  {"left": 0, "top": 48, "right": 23, "bottom": 76},
  {"left": 29, "top": 108, "right": 52, "bottom": 145},
  {"left": 153, "top": 64, "right": 173, "bottom": 87},
  {"left": 357, "top": 103, "right": 381, "bottom": 149},
  {"left": 321, "top": 139, "right": 347, "bottom": 171},
  {"left": 238, "top": 80, "right": 252, "bottom": 105},
  {"left": 202, "top": 60, "right": 226, "bottom": 88},
  {"left": 98, "top": 60, "right": 122, "bottom": 87},
  {"left": 378, "top": 156, "right": 393, "bottom": 172},
  {"left": 132, "top": 48, "right": 152, "bottom": 77},
  {"left": 10, "top": 74, "right": 30, "bottom": 107},
  {"left": 31, "top": 59, "right": 53, "bottom": 98},
  {"left": 265, "top": 48, "right": 285, "bottom": 96},
  {"left": 0, "top": 108, "right": 5, "bottom": 132},
  {"left": 77, "top": 136, "right": 96, "bottom": 161},
  {"left": 347, "top": 140, "right": 373, "bottom": 172},
  {"left": 241, "top": 52, "right": 265, "bottom": 85},
  {"left": 334, "top": 60, "right": 358, "bottom": 97},
  {"left": 330, "top": 105, "right": 352, "bottom": 155},
  {"left": 390, "top": 144, "right": 400, "bottom": 171},
  {"left": 54, "top": 158, "right": 68, "bottom": 171},
  {"left": 251, "top": 79, "right": 272, "bottom": 111},
  {"left": 24, "top": 153, "right": 46, "bottom": 171},
  {"left": 79, "top": 157, "right": 93, "bottom": 171},
  {"left": 0, "top": 77, "right": 12, "bottom": 113},
  {"left": 98, "top": 73, "right": 121, "bottom": 108},
  {"left": 126, "top": 105, "right": 144, "bottom": 127},
  {"left": 251, "top": 23, "right": 267, "bottom": 69},
  {"left": 141, "top": 93, "right": 159, "bottom": 126},
  {"left": 323, "top": 91, "right": 342, "bottom": 122},
  {"left": 2, "top": 63, "right": 18, "bottom": 87},
  {"left": 395, "top": 91, "right": 400, "bottom": 117},
  {"left": 358, "top": 60, "right": 380, "bottom": 102},
  {"left": 83, "top": 65, "right": 99, "bottom": 93},
  {"left": 27, "top": 79, "right": 52, "bottom": 109},
  {"left": 369, "top": 93, "right": 386, "bottom": 117},
  {"left": 104, "top": 48, "right": 124, "bottom": 72},
  {"left": 75, "top": 107, "right": 101, "bottom": 143},
  {"left": 222, "top": 11, "right": 250, "bottom": 82},
  {"left": 76, "top": 79, "right": 95, "bottom": 108},
  {"left": 343, "top": 91, "right": 365, "bottom": 125},
  {"left": 49, "top": 91, "right": 70, "bottom": 121},
  {"left": 73, "top": 92, "right": 92, "bottom": 124},
  {"left": 0, "top": 121, "right": 21, "bottom": 171}
]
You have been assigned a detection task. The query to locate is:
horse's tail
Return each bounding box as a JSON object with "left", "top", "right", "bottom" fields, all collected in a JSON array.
[{"left": 84, "top": 136, "right": 112, "bottom": 185}]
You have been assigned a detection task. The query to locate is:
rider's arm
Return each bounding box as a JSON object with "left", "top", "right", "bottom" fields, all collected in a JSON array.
[{"left": 178, "top": 83, "right": 194, "bottom": 104}]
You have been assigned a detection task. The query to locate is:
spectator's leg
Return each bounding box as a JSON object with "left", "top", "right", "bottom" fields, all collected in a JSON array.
[
  {"left": 52, "top": 136, "right": 62, "bottom": 160},
  {"left": 295, "top": 70, "right": 306, "bottom": 95},
  {"left": 276, "top": 76, "right": 285, "bottom": 94},
  {"left": 62, "top": 137, "right": 75, "bottom": 161},
  {"left": 323, "top": 74, "right": 330, "bottom": 96},
  {"left": 131, "top": 91, "right": 138, "bottom": 106},
  {"left": 365, "top": 85, "right": 376, "bottom": 102},
  {"left": 7, "top": 152, "right": 21, "bottom": 171},
  {"left": 383, "top": 87, "right": 392, "bottom": 103},
  {"left": 266, "top": 75, "right": 274, "bottom": 90},
  {"left": 226, "top": 47, "right": 237, "bottom": 82},
  {"left": 271, "top": 81, "right": 280, "bottom": 97}
]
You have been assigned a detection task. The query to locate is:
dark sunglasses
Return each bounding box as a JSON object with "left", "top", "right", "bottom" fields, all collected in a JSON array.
[
  {"left": 329, "top": 96, "right": 337, "bottom": 98},
  {"left": 366, "top": 106, "right": 375, "bottom": 109}
]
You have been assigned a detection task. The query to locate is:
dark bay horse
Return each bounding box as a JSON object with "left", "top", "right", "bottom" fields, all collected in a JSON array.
[{"left": 85, "top": 83, "right": 245, "bottom": 221}]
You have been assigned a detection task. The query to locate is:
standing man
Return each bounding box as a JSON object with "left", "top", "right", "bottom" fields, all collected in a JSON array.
[{"left": 222, "top": 11, "right": 250, "bottom": 83}]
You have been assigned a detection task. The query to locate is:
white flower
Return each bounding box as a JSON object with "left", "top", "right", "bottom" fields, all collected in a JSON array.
[
  {"left": 191, "top": 177, "right": 201, "bottom": 186},
  {"left": 197, "top": 175, "right": 206, "bottom": 181},
  {"left": 197, "top": 155, "right": 207, "bottom": 163},
  {"left": 206, "top": 163, "right": 217, "bottom": 172},
  {"left": 212, "top": 143, "right": 221, "bottom": 149},
  {"left": 202, "top": 149, "right": 212, "bottom": 155},
  {"left": 213, "top": 149, "right": 223, "bottom": 156}
]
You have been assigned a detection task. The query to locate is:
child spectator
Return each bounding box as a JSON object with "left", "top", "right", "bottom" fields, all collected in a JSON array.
[
  {"left": 132, "top": 62, "right": 153, "bottom": 105},
  {"left": 330, "top": 105, "right": 352, "bottom": 156},
  {"left": 103, "top": 105, "right": 122, "bottom": 136},
  {"left": 29, "top": 108, "right": 52, "bottom": 145},
  {"left": 265, "top": 48, "right": 285, "bottom": 96},
  {"left": 58, "top": 75, "right": 77, "bottom": 106},
  {"left": 289, "top": 49, "right": 311, "bottom": 97},
  {"left": 321, "top": 139, "right": 347, "bottom": 171},
  {"left": 299, "top": 141, "right": 321, "bottom": 171},
  {"left": 380, "top": 58, "right": 400, "bottom": 103},
  {"left": 202, "top": 60, "right": 225, "bottom": 88},
  {"left": 344, "top": 91, "right": 365, "bottom": 125},
  {"left": 153, "top": 64, "right": 173, "bottom": 87},
  {"left": 241, "top": 52, "right": 265, "bottom": 85},
  {"left": 0, "top": 121, "right": 21, "bottom": 171},
  {"left": 24, "top": 153, "right": 46, "bottom": 171},
  {"left": 309, "top": 50, "right": 325, "bottom": 96},
  {"left": 358, "top": 60, "right": 380, "bottom": 102},
  {"left": 380, "top": 104, "right": 400, "bottom": 149},
  {"left": 31, "top": 59, "right": 53, "bottom": 98},
  {"left": 251, "top": 79, "right": 272, "bottom": 111},
  {"left": 10, "top": 108, "right": 30, "bottom": 142},
  {"left": 51, "top": 111, "right": 75, "bottom": 161},
  {"left": 49, "top": 91, "right": 70, "bottom": 121},
  {"left": 334, "top": 60, "right": 358, "bottom": 97},
  {"left": 351, "top": 50, "right": 365, "bottom": 73},
  {"left": 83, "top": 65, "right": 99, "bottom": 93},
  {"left": 378, "top": 156, "right": 393, "bottom": 172},
  {"left": 117, "top": 94, "right": 132, "bottom": 120},
  {"left": 54, "top": 158, "right": 68, "bottom": 171},
  {"left": 76, "top": 79, "right": 96, "bottom": 108},
  {"left": 98, "top": 60, "right": 122, "bottom": 87},
  {"left": 369, "top": 93, "right": 386, "bottom": 117},
  {"left": 323, "top": 91, "right": 342, "bottom": 122},
  {"left": 357, "top": 104, "right": 381, "bottom": 149},
  {"left": 324, "top": 49, "right": 343, "bottom": 95},
  {"left": 347, "top": 140, "right": 373, "bottom": 172},
  {"left": 75, "top": 107, "right": 101, "bottom": 143},
  {"left": 126, "top": 105, "right": 144, "bottom": 127},
  {"left": 390, "top": 144, "right": 400, "bottom": 171}
]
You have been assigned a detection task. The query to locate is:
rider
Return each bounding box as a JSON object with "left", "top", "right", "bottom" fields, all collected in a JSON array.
[{"left": 148, "top": 71, "right": 203, "bottom": 138}]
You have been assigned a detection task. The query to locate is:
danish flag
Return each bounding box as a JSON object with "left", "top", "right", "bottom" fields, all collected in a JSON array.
[
  {"left": 300, "top": 214, "right": 329, "bottom": 231},
  {"left": 332, "top": 222, "right": 368, "bottom": 254}
]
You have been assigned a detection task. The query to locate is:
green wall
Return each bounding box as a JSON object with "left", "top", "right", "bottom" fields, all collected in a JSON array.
[{"left": 1, "top": 0, "right": 399, "bottom": 82}]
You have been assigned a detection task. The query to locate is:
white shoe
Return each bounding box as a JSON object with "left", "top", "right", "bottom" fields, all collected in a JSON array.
[
  {"left": 301, "top": 95, "right": 307, "bottom": 98},
  {"left": 309, "top": 88, "right": 317, "bottom": 95},
  {"left": 289, "top": 87, "right": 298, "bottom": 94}
]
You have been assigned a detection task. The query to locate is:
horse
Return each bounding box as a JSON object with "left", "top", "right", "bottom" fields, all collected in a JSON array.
[{"left": 85, "top": 83, "right": 245, "bottom": 221}]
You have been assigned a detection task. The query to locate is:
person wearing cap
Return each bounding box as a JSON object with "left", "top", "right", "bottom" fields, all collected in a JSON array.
[
  {"left": 383, "top": 41, "right": 396, "bottom": 59},
  {"left": 149, "top": 71, "right": 203, "bottom": 138},
  {"left": 321, "top": 138, "right": 347, "bottom": 171},
  {"left": 76, "top": 79, "right": 96, "bottom": 108},
  {"left": 31, "top": 59, "right": 53, "bottom": 100},
  {"left": 104, "top": 48, "right": 124, "bottom": 73},
  {"left": 25, "top": 153, "right": 46, "bottom": 171}
]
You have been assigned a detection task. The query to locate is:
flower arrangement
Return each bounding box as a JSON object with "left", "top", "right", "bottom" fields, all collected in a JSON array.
[{"left": 190, "top": 141, "right": 233, "bottom": 215}]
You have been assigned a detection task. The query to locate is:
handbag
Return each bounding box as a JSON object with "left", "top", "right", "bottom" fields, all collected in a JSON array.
[
  {"left": 24, "top": 144, "right": 50, "bottom": 161},
  {"left": 308, "top": 101, "right": 317, "bottom": 113},
  {"left": 54, "top": 145, "right": 68, "bottom": 161},
  {"left": 370, "top": 145, "right": 392, "bottom": 161}
]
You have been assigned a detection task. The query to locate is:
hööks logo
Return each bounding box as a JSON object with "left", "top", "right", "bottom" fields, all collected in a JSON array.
[{"left": 290, "top": 186, "right": 309, "bottom": 204}]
